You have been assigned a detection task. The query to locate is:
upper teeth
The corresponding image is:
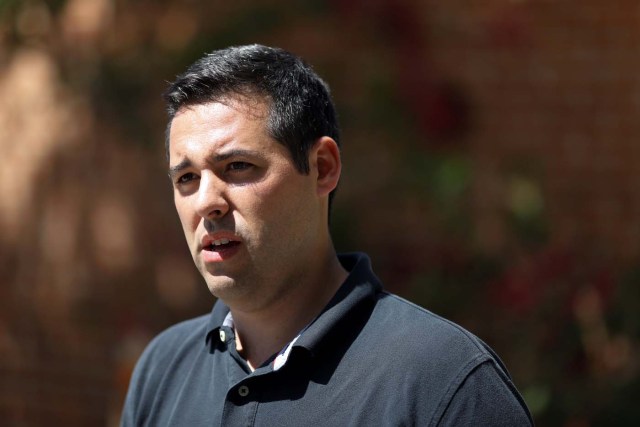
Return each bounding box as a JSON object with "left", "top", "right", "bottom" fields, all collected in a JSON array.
[{"left": 212, "top": 238, "right": 230, "bottom": 246}]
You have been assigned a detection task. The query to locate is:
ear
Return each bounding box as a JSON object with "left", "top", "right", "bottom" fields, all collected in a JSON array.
[{"left": 310, "top": 136, "right": 341, "bottom": 197}]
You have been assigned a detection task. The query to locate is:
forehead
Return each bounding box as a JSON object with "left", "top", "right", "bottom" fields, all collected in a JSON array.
[{"left": 168, "top": 98, "right": 273, "bottom": 159}]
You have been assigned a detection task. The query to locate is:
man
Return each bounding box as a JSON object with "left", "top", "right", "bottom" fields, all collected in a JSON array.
[{"left": 122, "top": 44, "right": 533, "bottom": 426}]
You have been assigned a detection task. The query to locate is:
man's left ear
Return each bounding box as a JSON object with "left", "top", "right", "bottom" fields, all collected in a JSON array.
[{"left": 311, "top": 136, "right": 341, "bottom": 197}]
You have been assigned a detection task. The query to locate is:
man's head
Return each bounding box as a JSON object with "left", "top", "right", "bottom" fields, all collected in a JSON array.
[
  {"left": 165, "top": 46, "right": 343, "bottom": 308},
  {"left": 164, "top": 44, "right": 340, "bottom": 176}
]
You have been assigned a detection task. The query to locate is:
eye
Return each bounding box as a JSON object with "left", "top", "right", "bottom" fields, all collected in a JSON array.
[
  {"left": 176, "top": 172, "right": 198, "bottom": 184},
  {"left": 227, "top": 162, "right": 252, "bottom": 172}
]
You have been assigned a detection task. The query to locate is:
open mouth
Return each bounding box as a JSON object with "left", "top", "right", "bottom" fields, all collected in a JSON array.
[
  {"left": 206, "top": 239, "right": 241, "bottom": 252},
  {"left": 200, "top": 234, "right": 242, "bottom": 262}
]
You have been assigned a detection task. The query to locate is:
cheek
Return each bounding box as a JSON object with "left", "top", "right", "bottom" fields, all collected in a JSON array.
[
  {"left": 233, "top": 180, "right": 293, "bottom": 230},
  {"left": 257, "top": 178, "right": 316, "bottom": 230},
  {"left": 254, "top": 176, "right": 307, "bottom": 212}
]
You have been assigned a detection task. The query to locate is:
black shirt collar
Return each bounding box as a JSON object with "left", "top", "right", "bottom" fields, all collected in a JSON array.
[{"left": 204, "top": 252, "right": 382, "bottom": 352}]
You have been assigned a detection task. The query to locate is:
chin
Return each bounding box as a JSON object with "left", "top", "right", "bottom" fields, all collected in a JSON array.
[{"left": 204, "top": 276, "right": 241, "bottom": 299}]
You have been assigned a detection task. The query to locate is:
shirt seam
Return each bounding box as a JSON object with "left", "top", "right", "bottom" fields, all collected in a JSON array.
[{"left": 428, "top": 354, "right": 493, "bottom": 427}]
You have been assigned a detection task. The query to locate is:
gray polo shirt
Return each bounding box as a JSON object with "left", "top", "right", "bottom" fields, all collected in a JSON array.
[{"left": 122, "top": 253, "right": 533, "bottom": 426}]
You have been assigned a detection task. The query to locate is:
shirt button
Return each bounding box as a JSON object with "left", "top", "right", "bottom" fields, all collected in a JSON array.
[
  {"left": 219, "top": 330, "right": 226, "bottom": 342},
  {"left": 238, "top": 385, "right": 249, "bottom": 397}
]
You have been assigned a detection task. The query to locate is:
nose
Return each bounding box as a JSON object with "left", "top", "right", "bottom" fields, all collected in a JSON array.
[{"left": 194, "top": 172, "right": 229, "bottom": 220}]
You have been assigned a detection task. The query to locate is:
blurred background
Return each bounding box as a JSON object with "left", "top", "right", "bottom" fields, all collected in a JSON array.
[{"left": 1, "top": 0, "right": 639, "bottom": 425}]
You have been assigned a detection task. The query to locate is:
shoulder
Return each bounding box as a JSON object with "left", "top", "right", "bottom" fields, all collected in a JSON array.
[
  {"left": 364, "top": 292, "right": 498, "bottom": 384},
  {"left": 373, "top": 292, "right": 495, "bottom": 363},
  {"left": 361, "top": 292, "right": 533, "bottom": 425},
  {"left": 135, "top": 314, "right": 210, "bottom": 371},
  {"left": 125, "top": 314, "right": 210, "bottom": 398},
  {"left": 121, "top": 314, "right": 211, "bottom": 425}
]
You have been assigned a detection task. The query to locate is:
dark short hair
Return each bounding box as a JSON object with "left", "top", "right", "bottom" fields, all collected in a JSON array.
[{"left": 164, "top": 44, "right": 340, "bottom": 178}]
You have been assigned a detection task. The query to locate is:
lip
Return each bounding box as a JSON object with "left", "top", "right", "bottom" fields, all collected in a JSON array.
[
  {"left": 199, "top": 231, "right": 242, "bottom": 263},
  {"left": 200, "top": 231, "right": 242, "bottom": 250}
]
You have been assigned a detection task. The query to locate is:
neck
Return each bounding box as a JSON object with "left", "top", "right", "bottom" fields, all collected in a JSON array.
[{"left": 231, "top": 250, "right": 348, "bottom": 370}]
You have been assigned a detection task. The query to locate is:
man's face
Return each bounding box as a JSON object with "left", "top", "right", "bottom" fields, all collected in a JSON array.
[{"left": 168, "top": 99, "right": 323, "bottom": 310}]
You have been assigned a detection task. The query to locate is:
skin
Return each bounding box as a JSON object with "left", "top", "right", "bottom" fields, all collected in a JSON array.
[{"left": 168, "top": 97, "right": 347, "bottom": 369}]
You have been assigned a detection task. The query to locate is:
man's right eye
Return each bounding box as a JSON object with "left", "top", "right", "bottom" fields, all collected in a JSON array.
[{"left": 176, "top": 173, "right": 197, "bottom": 184}]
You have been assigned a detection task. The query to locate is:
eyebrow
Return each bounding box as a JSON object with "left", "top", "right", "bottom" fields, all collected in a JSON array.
[
  {"left": 213, "top": 148, "right": 263, "bottom": 162},
  {"left": 167, "top": 149, "right": 263, "bottom": 178},
  {"left": 168, "top": 159, "right": 192, "bottom": 179}
]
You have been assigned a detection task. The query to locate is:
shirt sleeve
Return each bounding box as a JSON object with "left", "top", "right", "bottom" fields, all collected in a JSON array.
[
  {"left": 437, "top": 361, "right": 534, "bottom": 426},
  {"left": 120, "top": 346, "right": 151, "bottom": 427},
  {"left": 120, "top": 331, "right": 168, "bottom": 427}
]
